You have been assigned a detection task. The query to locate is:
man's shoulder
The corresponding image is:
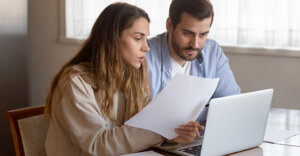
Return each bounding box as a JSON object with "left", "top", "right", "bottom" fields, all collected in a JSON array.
[
  {"left": 147, "top": 32, "right": 166, "bottom": 48},
  {"left": 146, "top": 32, "right": 167, "bottom": 59},
  {"left": 148, "top": 32, "right": 166, "bottom": 42},
  {"left": 202, "top": 38, "right": 224, "bottom": 55},
  {"left": 204, "top": 38, "right": 220, "bottom": 48}
]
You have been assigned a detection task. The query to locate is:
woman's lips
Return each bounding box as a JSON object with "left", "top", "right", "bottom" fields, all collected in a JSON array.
[{"left": 138, "top": 57, "right": 144, "bottom": 63}]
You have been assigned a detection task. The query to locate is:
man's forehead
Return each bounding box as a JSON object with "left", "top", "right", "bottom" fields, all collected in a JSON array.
[
  {"left": 179, "top": 13, "right": 211, "bottom": 24},
  {"left": 176, "top": 14, "right": 211, "bottom": 33}
]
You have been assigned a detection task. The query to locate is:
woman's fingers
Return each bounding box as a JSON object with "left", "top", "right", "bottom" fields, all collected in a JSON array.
[
  {"left": 172, "top": 135, "right": 194, "bottom": 143},
  {"left": 178, "top": 125, "right": 199, "bottom": 136},
  {"left": 187, "top": 121, "right": 205, "bottom": 133},
  {"left": 175, "top": 124, "right": 199, "bottom": 142},
  {"left": 170, "top": 121, "right": 205, "bottom": 144},
  {"left": 198, "top": 125, "right": 205, "bottom": 131},
  {"left": 175, "top": 127, "right": 197, "bottom": 138}
]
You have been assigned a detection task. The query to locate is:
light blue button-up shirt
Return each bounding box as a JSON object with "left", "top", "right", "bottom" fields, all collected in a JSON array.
[{"left": 146, "top": 32, "right": 240, "bottom": 122}]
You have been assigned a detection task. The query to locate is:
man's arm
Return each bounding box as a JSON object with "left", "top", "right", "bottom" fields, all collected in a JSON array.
[{"left": 213, "top": 44, "right": 240, "bottom": 98}]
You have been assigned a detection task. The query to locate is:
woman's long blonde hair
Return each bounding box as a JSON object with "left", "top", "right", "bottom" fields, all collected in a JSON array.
[{"left": 45, "top": 3, "right": 151, "bottom": 121}]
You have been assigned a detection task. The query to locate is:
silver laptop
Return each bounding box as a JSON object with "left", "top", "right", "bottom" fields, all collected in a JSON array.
[{"left": 164, "top": 89, "right": 273, "bottom": 156}]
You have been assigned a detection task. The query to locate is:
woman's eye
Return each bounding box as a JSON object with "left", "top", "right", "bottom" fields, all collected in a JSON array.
[{"left": 135, "top": 38, "right": 141, "bottom": 41}]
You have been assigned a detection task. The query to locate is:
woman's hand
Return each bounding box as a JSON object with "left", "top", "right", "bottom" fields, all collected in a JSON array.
[{"left": 166, "top": 121, "right": 205, "bottom": 144}]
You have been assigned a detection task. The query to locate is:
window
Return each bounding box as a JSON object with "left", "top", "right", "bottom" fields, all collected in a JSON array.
[
  {"left": 62, "top": 0, "right": 300, "bottom": 50},
  {"left": 209, "top": 0, "right": 300, "bottom": 50},
  {"left": 64, "top": 0, "right": 171, "bottom": 39}
]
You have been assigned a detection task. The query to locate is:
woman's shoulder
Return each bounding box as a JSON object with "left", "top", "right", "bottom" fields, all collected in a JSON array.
[
  {"left": 64, "top": 63, "right": 89, "bottom": 75},
  {"left": 60, "top": 63, "right": 96, "bottom": 90}
]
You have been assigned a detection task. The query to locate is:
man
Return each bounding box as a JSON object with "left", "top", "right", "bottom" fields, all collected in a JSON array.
[{"left": 146, "top": 0, "right": 240, "bottom": 123}]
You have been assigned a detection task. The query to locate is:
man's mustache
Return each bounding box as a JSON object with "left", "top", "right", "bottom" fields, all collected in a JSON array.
[{"left": 184, "top": 47, "right": 201, "bottom": 52}]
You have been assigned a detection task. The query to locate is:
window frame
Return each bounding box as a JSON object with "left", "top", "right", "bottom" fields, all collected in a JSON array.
[
  {"left": 223, "top": 46, "right": 300, "bottom": 58},
  {"left": 58, "top": 0, "right": 83, "bottom": 45}
]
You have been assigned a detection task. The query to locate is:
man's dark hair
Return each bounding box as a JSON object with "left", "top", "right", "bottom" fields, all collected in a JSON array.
[{"left": 169, "top": 0, "right": 214, "bottom": 28}]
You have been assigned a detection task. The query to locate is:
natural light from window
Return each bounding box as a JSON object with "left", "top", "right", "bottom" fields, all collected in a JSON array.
[{"left": 65, "top": 0, "right": 300, "bottom": 50}]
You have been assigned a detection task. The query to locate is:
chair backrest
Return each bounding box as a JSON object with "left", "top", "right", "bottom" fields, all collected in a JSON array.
[{"left": 6, "top": 105, "right": 49, "bottom": 156}]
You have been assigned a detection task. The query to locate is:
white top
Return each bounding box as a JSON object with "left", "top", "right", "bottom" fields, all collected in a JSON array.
[
  {"left": 45, "top": 65, "right": 164, "bottom": 156},
  {"left": 170, "top": 58, "right": 191, "bottom": 78}
]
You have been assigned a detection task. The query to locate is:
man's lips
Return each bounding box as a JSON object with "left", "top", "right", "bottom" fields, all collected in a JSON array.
[{"left": 185, "top": 49, "right": 198, "bottom": 55}]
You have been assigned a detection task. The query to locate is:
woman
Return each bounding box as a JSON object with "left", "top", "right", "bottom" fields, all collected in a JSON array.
[{"left": 45, "top": 2, "right": 201, "bottom": 156}]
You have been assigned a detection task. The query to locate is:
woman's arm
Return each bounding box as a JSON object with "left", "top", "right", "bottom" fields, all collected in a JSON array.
[{"left": 51, "top": 74, "right": 164, "bottom": 156}]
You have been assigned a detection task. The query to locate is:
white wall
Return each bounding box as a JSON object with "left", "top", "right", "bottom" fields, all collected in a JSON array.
[
  {"left": 27, "top": 0, "right": 300, "bottom": 110},
  {"left": 226, "top": 52, "right": 300, "bottom": 109},
  {"left": 28, "top": 0, "right": 79, "bottom": 106}
]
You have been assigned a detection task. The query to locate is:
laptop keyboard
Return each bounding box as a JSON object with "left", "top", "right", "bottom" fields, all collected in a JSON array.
[{"left": 179, "top": 145, "right": 202, "bottom": 156}]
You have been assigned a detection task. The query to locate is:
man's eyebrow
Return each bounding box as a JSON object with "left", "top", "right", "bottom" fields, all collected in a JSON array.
[
  {"left": 182, "top": 29, "right": 210, "bottom": 35},
  {"left": 182, "top": 29, "right": 195, "bottom": 34}
]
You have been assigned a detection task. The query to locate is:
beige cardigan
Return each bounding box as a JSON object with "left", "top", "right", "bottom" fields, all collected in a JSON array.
[{"left": 45, "top": 69, "right": 164, "bottom": 156}]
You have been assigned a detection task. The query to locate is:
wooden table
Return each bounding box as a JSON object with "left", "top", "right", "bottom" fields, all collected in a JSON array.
[{"left": 153, "top": 108, "right": 300, "bottom": 156}]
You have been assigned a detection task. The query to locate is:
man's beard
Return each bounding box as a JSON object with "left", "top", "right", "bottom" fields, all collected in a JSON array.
[{"left": 171, "top": 34, "right": 201, "bottom": 61}]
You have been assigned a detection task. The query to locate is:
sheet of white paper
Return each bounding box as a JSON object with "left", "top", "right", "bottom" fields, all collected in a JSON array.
[
  {"left": 264, "top": 127, "right": 300, "bottom": 143},
  {"left": 120, "top": 151, "right": 163, "bottom": 156},
  {"left": 125, "top": 74, "right": 219, "bottom": 139},
  {"left": 278, "top": 134, "right": 300, "bottom": 147}
]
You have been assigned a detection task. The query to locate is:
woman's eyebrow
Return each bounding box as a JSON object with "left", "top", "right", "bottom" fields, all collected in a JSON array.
[{"left": 133, "top": 32, "right": 146, "bottom": 36}]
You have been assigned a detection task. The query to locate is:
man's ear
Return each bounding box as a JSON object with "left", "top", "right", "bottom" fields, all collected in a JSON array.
[{"left": 166, "top": 17, "right": 173, "bottom": 33}]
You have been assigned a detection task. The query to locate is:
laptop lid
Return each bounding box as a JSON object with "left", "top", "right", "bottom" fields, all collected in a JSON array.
[{"left": 201, "top": 89, "right": 273, "bottom": 156}]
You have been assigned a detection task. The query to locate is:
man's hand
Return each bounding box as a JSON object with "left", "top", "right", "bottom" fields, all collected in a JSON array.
[{"left": 166, "top": 121, "right": 205, "bottom": 144}]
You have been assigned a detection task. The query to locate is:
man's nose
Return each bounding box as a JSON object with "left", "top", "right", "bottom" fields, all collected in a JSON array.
[{"left": 190, "top": 36, "right": 200, "bottom": 49}]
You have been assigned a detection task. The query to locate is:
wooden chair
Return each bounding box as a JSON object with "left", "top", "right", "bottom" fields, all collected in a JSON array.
[{"left": 6, "top": 105, "right": 49, "bottom": 156}]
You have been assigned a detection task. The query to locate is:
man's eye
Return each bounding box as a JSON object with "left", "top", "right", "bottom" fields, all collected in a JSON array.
[
  {"left": 184, "top": 32, "right": 192, "bottom": 35},
  {"left": 183, "top": 31, "right": 194, "bottom": 36},
  {"left": 200, "top": 32, "right": 208, "bottom": 37}
]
